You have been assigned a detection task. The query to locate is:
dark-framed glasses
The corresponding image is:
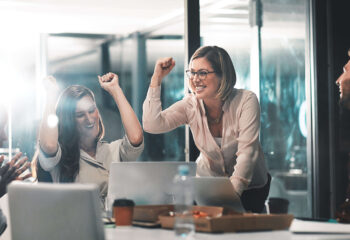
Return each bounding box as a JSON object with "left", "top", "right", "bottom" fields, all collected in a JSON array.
[{"left": 185, "top": 70, "right": 215, "bottom": 80}]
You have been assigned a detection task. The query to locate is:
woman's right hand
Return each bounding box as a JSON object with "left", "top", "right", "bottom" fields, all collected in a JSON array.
[{"left": 150, "top": 57, "right": 175, "bottom": 87}]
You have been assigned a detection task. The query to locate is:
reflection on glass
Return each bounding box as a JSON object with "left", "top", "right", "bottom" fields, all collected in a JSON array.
[{"left": 201, "top": 0, "right": 310, "bottom": 217}]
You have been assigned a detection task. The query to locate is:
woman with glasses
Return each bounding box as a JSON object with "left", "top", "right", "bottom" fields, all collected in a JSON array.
[{"left": 143, "top": 46, "right": 270, "bottom": 213}]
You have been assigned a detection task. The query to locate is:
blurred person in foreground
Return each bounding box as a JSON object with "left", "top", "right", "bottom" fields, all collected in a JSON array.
[{"left": 0, "top": 105, "right": 32, "bottom": 235}]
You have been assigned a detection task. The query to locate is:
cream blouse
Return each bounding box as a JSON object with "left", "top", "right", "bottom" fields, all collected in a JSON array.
[
  {"left": 142, "top": 86, "right": 268, "bottom": 195},
  {"left": 39, "top": 135, "right": 144, "bottom": 204}
]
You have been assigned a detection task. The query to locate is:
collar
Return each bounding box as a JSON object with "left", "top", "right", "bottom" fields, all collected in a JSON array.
[{"left": 79, "top": 141, "right": 106, "bottom": 169}]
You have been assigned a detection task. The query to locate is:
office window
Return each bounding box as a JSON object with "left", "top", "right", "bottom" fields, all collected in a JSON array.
[{"left": 200, "top": 0, "right": 311, "bottom": 217}]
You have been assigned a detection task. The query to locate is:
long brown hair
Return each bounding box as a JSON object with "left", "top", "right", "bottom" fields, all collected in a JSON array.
[
  {"left": 56, "top": 85, "right": 104, "bottom": 182},
  {"left": 189, "top": 46, "right": 237, "bottom": 101}
]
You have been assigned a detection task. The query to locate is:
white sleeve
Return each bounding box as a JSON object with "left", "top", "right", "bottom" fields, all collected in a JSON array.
[
  {"left": 142, "top": 86, "right": 189, "bottom": 134},
  {"left": 38, "top": 144, "right": 62, "bottom": 171},
  {"left": 119, "top": 135, "right": 144, "bottom": 162}
]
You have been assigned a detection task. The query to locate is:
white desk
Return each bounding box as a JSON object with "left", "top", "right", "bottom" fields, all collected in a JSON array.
[{"left": 105, "top": 227, "right": 350, "bottom": 240}]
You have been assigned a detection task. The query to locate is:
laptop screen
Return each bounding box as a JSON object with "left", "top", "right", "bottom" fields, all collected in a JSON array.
[{"left": 106, "top": 162, "right": 196, "bottom": 211}]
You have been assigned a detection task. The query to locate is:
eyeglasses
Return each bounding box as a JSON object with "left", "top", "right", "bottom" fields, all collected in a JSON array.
[{"left": 185, "top": 70, "right": 215, "bottom": 80}]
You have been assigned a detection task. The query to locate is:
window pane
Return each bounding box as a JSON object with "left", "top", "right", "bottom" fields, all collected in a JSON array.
[
  {"left": 144, "top": 39, "right": 185, "bottom": 161},
  {"left": 200, "top": 0, "right": 311, "bottom": 217}
]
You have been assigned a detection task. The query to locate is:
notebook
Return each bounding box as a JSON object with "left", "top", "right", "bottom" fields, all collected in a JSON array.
[
  {"left": 106, "top": 161, "right": 196, "bottom": 211},
  {"left": 192, "top": 177, "right": 245, "bottom": 212},
  {"left": 8, "top": 182, "right": 105, "bottom": 240}
]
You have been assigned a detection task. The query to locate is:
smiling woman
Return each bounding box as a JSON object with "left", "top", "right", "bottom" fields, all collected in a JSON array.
[
  {"left": 37, "top": 73, "right": 144, "bottom": 206},
  {"left": 143, "top": 46, "right": 270, "bottom": 213}
]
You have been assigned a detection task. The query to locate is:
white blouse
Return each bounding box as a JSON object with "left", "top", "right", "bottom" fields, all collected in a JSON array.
[
  {"left": 39, "top": 135, "right": 144, "bottom": 204},
  {"left": 143, "top": 86, "right": 268, "bottom": 195}
]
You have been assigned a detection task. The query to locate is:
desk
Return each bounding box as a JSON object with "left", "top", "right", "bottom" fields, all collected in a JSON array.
[
  {"left": 2, "top": 192, "right": 350, "bottom": 240},
  {"left": 105, "top": 227, "right": 350, "bottom": 240}
]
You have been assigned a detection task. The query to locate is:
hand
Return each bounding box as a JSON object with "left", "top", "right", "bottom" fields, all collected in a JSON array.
[
  {"left": 98, "top": 72, "right": 120, "bottom": 94},
  {"left": 43, "top": 76, "right": 59, "bottom": 95},
  {"left": 0, "top": 153, "right": 31, "bottom": 198},
  {"left": 10, "top": 152, "right": 32, "bottom": 181},
  {"left": 150, "top": 57, "right": 176, "bottom": 87}
]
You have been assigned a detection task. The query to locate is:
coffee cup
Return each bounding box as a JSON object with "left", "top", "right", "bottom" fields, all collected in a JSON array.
[
  {"left": 113, "top": 199, "right": 135, "bottom": 226},
  {"left": 266, "top": 197, "right": 289, "bottom": 214}
]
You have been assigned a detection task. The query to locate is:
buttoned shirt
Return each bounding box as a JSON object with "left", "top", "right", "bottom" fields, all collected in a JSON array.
[{"left": 143, "top": 86, "right": 267, "bottom": 195}]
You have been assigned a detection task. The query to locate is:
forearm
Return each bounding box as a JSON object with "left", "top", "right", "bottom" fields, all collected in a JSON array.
[
  {"left": 39, "top": 96, "right": 59, "bottom": 154},
  {"left": 230, "top": 140, "right": 262, "bottom": 195},
  {"left": 150, "top": 76, "right": 162, "bottom": 88},
  {"left": 142, "top": 87, "right": 187, "bottom": 134},
  {"left": 110, "top": 87, "right": 143, "bottom": 147}
]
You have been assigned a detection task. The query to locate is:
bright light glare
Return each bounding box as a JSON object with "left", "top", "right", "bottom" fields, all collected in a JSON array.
[
  {"left": 298, "top": 101, "right": 307, "bottom": 138},
  {"left": 47, "top": 114, "right": 59, "bottom": 128}
]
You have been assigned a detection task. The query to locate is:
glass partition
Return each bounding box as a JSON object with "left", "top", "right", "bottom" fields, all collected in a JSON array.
[
  {"left": 200, "top": 0, "right": 311, "bottom": 217},
  {"left": 109, "top": 37, "right": 186, "bottom": 161},
  {"left": 260, "top": 0, "right": 309, "bottom": 217},
  {"left": 144, "top": 39, "right": 185, "bottom": 161}
]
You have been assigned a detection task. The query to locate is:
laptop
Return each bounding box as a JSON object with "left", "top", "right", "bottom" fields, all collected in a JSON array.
[
  {"left": 192, "top": 177, "right": 245, "bottom": 213},
  {"left": 8, "top": 182, "right": 105, "bottom": 240},
  {"left": 106, "top": 161, "right": 196, "bottom": 211}
]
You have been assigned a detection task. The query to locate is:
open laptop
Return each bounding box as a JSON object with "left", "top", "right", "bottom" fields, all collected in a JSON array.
[
  {"left": 8, "top": 182, "right": 105, "bottom": 240},
  {"left": 192, "top": 177, "right": 245, "bottom": 213},
  {"left": 107, "top": 161, "right": 196, "bottom": 211}
]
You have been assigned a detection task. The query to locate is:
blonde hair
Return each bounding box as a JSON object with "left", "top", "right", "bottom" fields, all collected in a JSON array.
[{"left": 189, "top": 46, "right": 236, "bottom": 101}]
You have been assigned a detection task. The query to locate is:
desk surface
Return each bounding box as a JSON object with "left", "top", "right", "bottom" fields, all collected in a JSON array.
[
  {"left": 105, "top": 227, "right": 350, "bottom": 240},
  {"left": 2, "top": 192, "right": 350, "bottom": 240}
]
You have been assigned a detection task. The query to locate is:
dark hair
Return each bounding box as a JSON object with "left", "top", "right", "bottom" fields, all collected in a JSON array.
[
  {"left": 189, "top": 46, "right": 236, "bottom": 101},
  {"left": 56, "top": 85, "right": 104, "bottom": 182}
]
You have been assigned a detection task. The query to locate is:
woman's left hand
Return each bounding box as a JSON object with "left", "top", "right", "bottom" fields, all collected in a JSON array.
[{"left": 98, "top": 72, "right": 120, "bottom": 94}]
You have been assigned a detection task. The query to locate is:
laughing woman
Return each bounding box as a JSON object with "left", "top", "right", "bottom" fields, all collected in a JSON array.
[
  {"left": 143, "top": 46, "right": 270, "bottom": 213},
  {"left": 38, "top": 73, "right": 144, "bottom": 205}
]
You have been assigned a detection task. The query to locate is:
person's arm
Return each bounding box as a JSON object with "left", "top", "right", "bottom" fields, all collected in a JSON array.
[
  {"left": 119, "top": 135, "right": 144, "bottom": 162},
  {"left": 143, "top": 57, "right": 189, "bottom": 133},
  {"left": 229, "top": 92, "right": 262, "bottom": 196},
  {"left": 38, "top": 76, "right": 60, "bottom": 155},
  {"left": 98, "top": 73, "right": 143, "bottom": 147}
]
